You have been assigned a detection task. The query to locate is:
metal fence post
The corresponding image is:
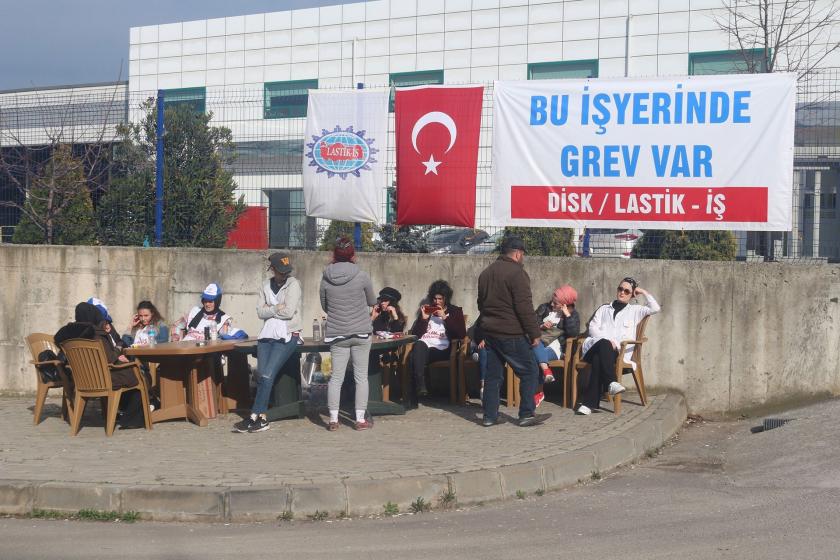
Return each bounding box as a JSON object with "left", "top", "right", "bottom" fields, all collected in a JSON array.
[
  {"left": 354, "top": 81, "right": 364, "bottom": 249},
  {"left": 155, "top": 90, "right": 165, "bottom": 247}
]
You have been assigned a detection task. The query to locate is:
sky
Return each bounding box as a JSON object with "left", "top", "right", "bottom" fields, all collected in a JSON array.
[{"left": 0, "top": 0, "right": 354, "bottom": 91}]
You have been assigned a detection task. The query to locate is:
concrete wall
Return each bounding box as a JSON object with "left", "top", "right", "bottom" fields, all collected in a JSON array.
[{"left": 2, "top": 244, "right": 839, "bottom": 416}]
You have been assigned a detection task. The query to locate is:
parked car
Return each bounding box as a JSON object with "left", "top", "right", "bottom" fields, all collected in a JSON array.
[
  {"left": 425, "top": 227, "right": 489, "bottom": 254},
  {"left": 466, "top": 230, "right": 504, "bottom": 255},
  {"left": 576, "top": 228, "right": 642, "bottom": 258}
]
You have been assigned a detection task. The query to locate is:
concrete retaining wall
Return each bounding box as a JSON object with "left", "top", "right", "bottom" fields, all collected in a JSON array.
[{"left": 2, "top": 244, "right": 839, "bottom": 416}]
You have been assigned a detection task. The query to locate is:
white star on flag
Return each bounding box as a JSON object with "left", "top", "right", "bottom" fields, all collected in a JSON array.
[{"left": 422, "top": 154, "right": 442, "bottom": 175}]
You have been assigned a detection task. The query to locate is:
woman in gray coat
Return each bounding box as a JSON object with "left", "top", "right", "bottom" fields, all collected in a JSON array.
[{"left": 320, "top": 237, "right": 377, "bottom": 431}]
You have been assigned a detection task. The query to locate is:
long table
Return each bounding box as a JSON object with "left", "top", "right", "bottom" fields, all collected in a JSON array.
[
  {"left": 234, "top": 335, "right": 416, "bottom": 421},
  {"left": 125, "top": 339, "right": 238, "bottom": 427}
]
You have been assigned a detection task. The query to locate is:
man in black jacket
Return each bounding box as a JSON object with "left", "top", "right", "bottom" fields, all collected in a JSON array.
[{"left": 476, "top": 236, "right": 550, "bottom": 427}]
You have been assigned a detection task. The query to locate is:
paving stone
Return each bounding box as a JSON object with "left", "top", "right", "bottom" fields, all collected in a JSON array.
[
  {"left": 345, "top": 475, "right": 449, "bottom": 516},
  {"left": 448, "top": 470, "right": 503, "bottom": 505},
  {"left": 0, "top": 480, "right": 34, "bottom": 514},
  {"left": 34, "top": 482, "right": 122, "bottom": 513},
  {"left": 227, "top": 486, "right": 291, "bottom": 522},
  {"left": 122, "top": 485, "right": 225, "bottom": 522},
  {"left": 498, "top": 462, "right": 545, "bottom": 498},
  {"left": 290, "top": 482, "right": 346, "bottom": 517}
]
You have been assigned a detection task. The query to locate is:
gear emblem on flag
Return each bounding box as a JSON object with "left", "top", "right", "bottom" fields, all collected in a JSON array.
[{"left": 305, "top": 125, "right": 378, "bottom": 179}]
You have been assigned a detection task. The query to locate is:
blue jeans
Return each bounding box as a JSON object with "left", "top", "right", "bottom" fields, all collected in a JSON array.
[
  {"left": 532, "top": 341, "right": 559, "bottom": 365},
  {"left": 469, "top": 341, "right": 488, "bottom": 381},
  {"left": 483, "top": 335, "right": 539, "bottom": 420},
  {"left": 252, "top": 337, "right": 299, "bottom": 415}
]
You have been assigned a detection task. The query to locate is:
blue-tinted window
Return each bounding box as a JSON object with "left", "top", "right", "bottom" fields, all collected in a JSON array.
[{"left": 528, "top": 60, "right": 599, "bottom": 80}]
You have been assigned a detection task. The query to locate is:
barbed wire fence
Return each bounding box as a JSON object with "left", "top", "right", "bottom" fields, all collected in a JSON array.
[{"left": 1, "top": 69, "right": 838, "bottom": 260}]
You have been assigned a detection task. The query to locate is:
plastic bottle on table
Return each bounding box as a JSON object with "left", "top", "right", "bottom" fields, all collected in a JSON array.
[
  {"left": 313, "top": 318, "right": 322, "bottom": 342},
  {"left": 320, "top": 316, "right": 327, "bottom": 339},
  {"left": 148, "top": 325, "right": 157, "bottom": 347},
  {"left": 209, "top": 320, "right": 218, "bottom": 341}
]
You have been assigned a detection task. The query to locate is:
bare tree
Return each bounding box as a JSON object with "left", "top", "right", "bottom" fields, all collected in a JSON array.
[
  {"left": 715, "top": 0, "right": 840, "bottom": 78},
  {"left": 0, "top": 81, "right": 124, "bottom": 244}
]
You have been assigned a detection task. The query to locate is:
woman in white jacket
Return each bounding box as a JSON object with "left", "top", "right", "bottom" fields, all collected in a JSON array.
[
  {"left": 576, "top": 277, "right": 660, "bottom": 415},
  {"left": 234, "top": 252, "right": 303, "bottom": 433}
]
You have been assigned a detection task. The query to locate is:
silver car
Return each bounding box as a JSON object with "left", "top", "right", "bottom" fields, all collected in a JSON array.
[
  {"left": 576, "top": 228, "right": 643, "bottom": 258},
  {"left": 466, "top": 230, "right": 504, "bottom": 255}
]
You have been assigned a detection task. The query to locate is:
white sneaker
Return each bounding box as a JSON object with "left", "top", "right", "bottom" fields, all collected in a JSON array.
[
  {"left": 608, "top": 382, "right": 626, "bottom": 396},
  {"left": 576, "top": 405, "right": 592, "bottom": 415}
]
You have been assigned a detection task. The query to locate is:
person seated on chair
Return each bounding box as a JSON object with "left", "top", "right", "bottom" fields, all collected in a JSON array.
[
  {"left": 125, "top": 300, "right": 169, "bottom": 346},
  {"left": 234, "top": 252, "right": 303, "bottom": 434},
  {"left": 55, "top": 302, "right": 148, "bottom": 428},
  {"left": 88, "top": 297, "right": 125, "bottom": 352},
  {"left": 371, "top": 287, "right": 406, "bottom": 334},
  {"left": 467, "top": 317, "right": 488, "bottom": 400},
  {"left": 575, "top": 277, "right": 660, "bottom": 416},
  {"left": 531, "top": 284, "right": 581, "bottom": 407},
  {"left": 171, "top": 283, "right": 236, "bottom": 341},
  {"left": 407, "top": 279, "right": 466, "bottom": 404}
]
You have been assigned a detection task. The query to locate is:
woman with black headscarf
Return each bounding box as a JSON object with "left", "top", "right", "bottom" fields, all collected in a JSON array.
[{"left": 575, "top": 277, "right": 660, "bottom": 415}]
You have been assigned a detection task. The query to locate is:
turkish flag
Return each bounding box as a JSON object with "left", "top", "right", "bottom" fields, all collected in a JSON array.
[{"left": 395, "top": 86, "right": 484, "bottom": 227}]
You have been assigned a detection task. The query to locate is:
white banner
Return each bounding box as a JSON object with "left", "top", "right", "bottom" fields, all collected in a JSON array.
[
  {"left": 302, "top": 89, "right": 389, "bottom": 223},
  {"left": 492, "top": 74, "right": 797, "bottom": 230}
]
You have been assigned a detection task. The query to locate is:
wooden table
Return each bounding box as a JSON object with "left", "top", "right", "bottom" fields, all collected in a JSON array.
[
  {"left": 125, "top": 339, "right": 241, "bottom": 427},
  {"left": 234, "top": 335, "right": 416, "bottom": 421}
]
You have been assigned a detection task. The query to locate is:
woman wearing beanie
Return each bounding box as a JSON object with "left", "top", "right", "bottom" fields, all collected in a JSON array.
[
  {"left": 171, "top": 283, "right": 235, "bottom": 341},
  {"left": 532, "top": 284, "right": 581, "bottom": 407},
  {"left": 320, "top": 237, "right": 378, "bottom": 431}
]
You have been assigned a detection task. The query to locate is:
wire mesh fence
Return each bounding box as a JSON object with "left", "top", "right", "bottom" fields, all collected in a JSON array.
[{"left": 1, "top": 69, "right": 839, "bottom": 260}]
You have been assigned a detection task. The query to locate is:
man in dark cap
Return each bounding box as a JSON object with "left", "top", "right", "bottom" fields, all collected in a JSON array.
[{"left": 476, "top": 235, "right": 549, "bottom": 427}]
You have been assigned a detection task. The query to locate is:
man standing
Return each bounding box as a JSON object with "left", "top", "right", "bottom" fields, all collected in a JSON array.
[{"left": 476, "top": 236, "right": 549, "bottom": 427}]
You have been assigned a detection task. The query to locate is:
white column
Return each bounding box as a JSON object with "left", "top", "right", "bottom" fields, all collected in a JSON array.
[
  {"left": 813, "top": 170, "right": 822, "bottom": 258},
  {"left": 790, "top": 169, "right": 802, "bottom": 258}
]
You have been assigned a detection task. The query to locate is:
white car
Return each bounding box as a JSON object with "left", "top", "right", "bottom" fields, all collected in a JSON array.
[{"left": 576, "top": 228, "right": 643, "bottom": 258}]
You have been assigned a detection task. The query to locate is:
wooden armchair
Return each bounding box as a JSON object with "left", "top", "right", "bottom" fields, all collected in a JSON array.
[
  {"left": 544, "top": 336, "right": 579, "bottom": 408},
  {"left": 60, "top": 339, "right": 152, "bottom": 436},
  {"left": 570, "top": 316, "right": 651, "bottom": 415},
  {"left": 26, "top": 333, "right": 73, "bottom": 425},
  {"left": 399, "top": 339, "right": 464, "bottom": 405}
]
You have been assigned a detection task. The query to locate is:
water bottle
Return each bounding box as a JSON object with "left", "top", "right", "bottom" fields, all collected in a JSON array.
[
  {"left": 209, "top": 320, "right": 218, "bottom": 341},
  {"left": 320, "top": 316, "right": 327, "bottom": 339},
  {"left": 148, "top": 325, "right": 157, "bottom": 347},
  {"left": 312, "top": 318, "right": 322, "bottom": 342}
]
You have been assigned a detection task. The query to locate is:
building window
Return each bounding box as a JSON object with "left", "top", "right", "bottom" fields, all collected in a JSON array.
[
  {"left": 162, "top": 87, "right": 206, "bottom": 113},
  {"left": 264, "top": 80, "right": 318, "bottom": 119},
  {"left": 389, "top": 70, "right": 444, "bottom": 112},
  {"left": 528, "top": 60, "right": 599, "bottom": 80},
  {"left": 688, "top": 49, "right": 767, "bottom": 75},
  {"left": 267, "top": 189, "right": 314, "bottom": 248}
]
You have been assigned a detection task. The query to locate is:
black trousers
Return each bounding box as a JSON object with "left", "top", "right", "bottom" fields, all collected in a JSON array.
[
  {"left": 579, "top": 339, "right": 619, "bottom": 409},
  {"left": 409, "top": 341, "right": 450, "bottom": 394}
]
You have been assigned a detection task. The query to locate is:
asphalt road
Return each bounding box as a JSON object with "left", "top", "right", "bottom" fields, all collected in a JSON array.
[{"left": 2, "top": 399, "right": 840, "bottom": 560}]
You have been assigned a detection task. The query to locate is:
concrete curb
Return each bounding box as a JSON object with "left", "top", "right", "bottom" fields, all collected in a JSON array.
[{"left": 0, "top": 393, "right": 686, "bottom": 522}]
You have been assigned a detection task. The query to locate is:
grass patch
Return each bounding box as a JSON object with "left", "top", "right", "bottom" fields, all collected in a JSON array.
[
  {"left": 535, "top": 489, "right": 545, "bottom": 497},
  {"left": 277, "top": 511, "right": 294, "bottom": 521},
  {"left": 515, "top": 490, "right": 526, "bottom": 500},
  {"left": 439, "top": 489, "right": 456, "bottom": 509},
  {"left": 30, "top": 509, "right": 138, "bottom": 523},
  {"left": 307, "top": 510, "right": 328, "bottom": 521},
  {"left": 591, "top": 470, "right": 602, "bottom": 481},
  {"left": 409, "top": 497, "right": 430, "bottom": 514},
  {"left": 383, "top": 502, "right": 399, "bottom": 516}
]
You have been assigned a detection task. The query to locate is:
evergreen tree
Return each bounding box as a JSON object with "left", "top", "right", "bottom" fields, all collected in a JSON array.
[
  {"left": 98, "top": 101, "right": 245, "bottom": 247},
  {"left": 318, "top": 220, "right": 375, "bottom": 251},
  {"left": 12, "top": 145, "right": 96, "bottom": 245},
  {"left": 632, "top": 230, "right": 737, "bottom": 261},
  {"left": 501, "top": 226, "right": 574, "bottom": 256}
]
